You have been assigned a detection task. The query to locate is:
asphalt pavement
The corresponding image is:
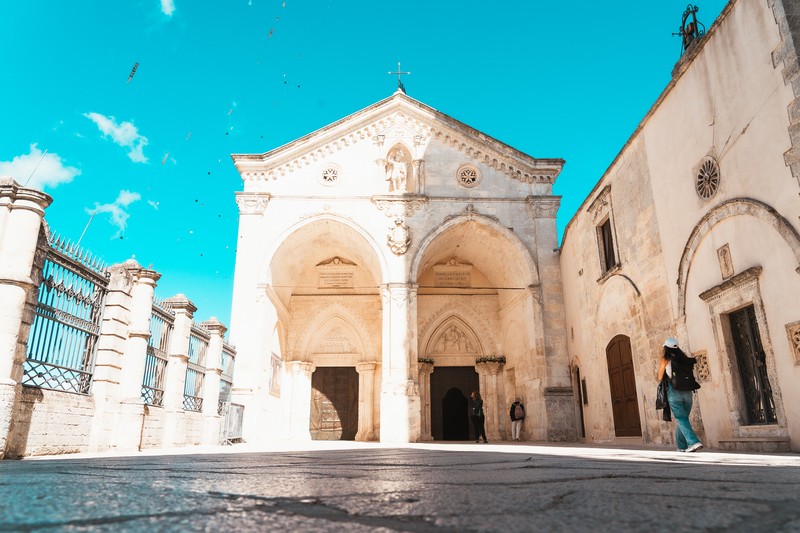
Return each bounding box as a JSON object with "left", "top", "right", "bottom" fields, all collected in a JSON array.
[{"left": 1, "top": 441, "right": 799, "bottom": 532}]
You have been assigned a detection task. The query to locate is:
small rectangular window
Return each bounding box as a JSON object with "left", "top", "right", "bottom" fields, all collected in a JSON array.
[{"left": 598, "top": 218, "right": 617, "bottom": 273}]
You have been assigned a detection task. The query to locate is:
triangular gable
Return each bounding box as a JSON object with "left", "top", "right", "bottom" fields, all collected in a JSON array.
[{"left": 232, "top": 90, "right": 564, "bottom": 186}]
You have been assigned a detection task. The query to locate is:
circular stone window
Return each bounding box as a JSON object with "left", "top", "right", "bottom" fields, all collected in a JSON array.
[
  {"left": 695, "top": 156, "right": 720, "bottom": 200},
  {"left": 456, "top": 165, "right": 481, "bottom": 188},
  {"left": 319, "top": 165, "right": 340, "bottom": 186}
]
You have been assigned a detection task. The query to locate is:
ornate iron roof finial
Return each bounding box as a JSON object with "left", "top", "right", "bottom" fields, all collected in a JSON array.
[
  {"left": 388, "top": 61, "right": 411, "bottom": 93},
  {"left": 674, "top": 5, "right": 706, "bottom": 55}
]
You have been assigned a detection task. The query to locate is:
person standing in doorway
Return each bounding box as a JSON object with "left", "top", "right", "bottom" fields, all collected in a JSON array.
[
  {"left": 657, "top": 337, "right": 703, "bottom": 452},
  {"left": 470, "top": 390, "right": 488, "bottom": 443},
  {"left": 509, "top": 398, "right": 525, "bottom": 442}
]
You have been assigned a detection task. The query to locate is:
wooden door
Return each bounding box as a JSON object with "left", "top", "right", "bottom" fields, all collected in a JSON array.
[
  {"left": 310, "top": 367, "right": 358, "bottom": 440},
  {"left": 606, "top": 336, "right": 642, "bottom": 437}
]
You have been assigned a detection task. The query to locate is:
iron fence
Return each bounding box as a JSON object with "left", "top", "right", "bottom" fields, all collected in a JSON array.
[
  {"left": 218, "top": 344, "right": 235, "bottom": 415},
  {"left": 22, "top": 234, "right": 108, "bottom": 394},
  {"left": 141, "top": 301, "right": 173, "bottom": 406},
  {"left": 183, "top": 326, "right": 208, "bottom": 412}
]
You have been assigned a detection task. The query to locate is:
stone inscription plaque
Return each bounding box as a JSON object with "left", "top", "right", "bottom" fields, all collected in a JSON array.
[
  {"left": 433, "top": 259, "right": 472, "bottom": 288},
  {"left": 317, "top": 257, "right": 356, "bottom": 289}
]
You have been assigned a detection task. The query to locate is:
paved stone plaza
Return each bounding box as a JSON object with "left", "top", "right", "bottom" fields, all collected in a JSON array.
[{"left": 1, "top": 442, "right": 799, "bottom": 532}]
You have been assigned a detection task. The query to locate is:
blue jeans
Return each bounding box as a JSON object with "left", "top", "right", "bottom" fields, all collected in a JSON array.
[{"left": 667, "top": 384, "right": 701, "bottom": 450}]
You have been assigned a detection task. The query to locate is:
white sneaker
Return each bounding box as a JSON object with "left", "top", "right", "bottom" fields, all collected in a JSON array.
[{"left": 687, "top": 442, "right": 704, "bottom": 452}]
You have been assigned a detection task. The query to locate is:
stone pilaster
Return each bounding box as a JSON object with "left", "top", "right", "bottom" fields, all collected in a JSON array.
[
  {"left": 287, "top": 361, "right": 315, "bottom": 441},
  {"left": 355, "top": 362, "right": 377, "bottom": 441},
  {"left": 200, "top": 317, "right": 227, "bottom": 444},
  {"left": 417, "top": 362, "right": 434, "bottom": 441},
  {"left": 379, "top": 284, "right": 420, "bottom": 443},
  {"left": 118, "top": 266, "right": 161, "bottom": 402},
  {"left": 476, "top": 361, "right": 503, "bottom": 441},
  {"left": 0, "top": 178, "right": 51, "bottom": 459},
  {"left": 161, "top": 294, "right": 196, "bottom": 447}
]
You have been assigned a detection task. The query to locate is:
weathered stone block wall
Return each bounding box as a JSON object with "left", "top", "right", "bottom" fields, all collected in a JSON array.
[{"left": 8, "top": 388, "right": 95, "bottom": 457}]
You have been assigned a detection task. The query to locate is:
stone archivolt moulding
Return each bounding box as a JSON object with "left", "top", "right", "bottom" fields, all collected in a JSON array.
[{"left": 235, "top": 192, "right": 271, "bottom": 214}]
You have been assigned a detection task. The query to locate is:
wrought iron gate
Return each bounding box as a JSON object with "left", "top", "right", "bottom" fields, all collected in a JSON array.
[{"left": 22, "top": 235, "right": 109, "bottom": 394}]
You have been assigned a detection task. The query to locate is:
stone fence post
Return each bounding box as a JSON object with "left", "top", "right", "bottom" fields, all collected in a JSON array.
[
  {"left": 161, "top": 294, "right": 195, "bottom": 447},
  {"left": 0, "top": 178, "right": 51, "bottom": 459},
  {"left": 200, "top": 317, "right": 227, "bottom": 444},
  {"left": 89, "top": 259, "right": 160, "bottom": 452}
]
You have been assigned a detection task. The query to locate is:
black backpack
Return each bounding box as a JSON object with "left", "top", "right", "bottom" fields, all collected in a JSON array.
[{"left": 669, "top": 352, "right": 701, "bottom": 391}]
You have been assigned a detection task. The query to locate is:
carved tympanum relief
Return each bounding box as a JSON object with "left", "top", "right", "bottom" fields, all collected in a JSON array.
[
  {"left": 312, "top": 324, "right": 358, "bottom": 354},
  {"left": 431, "top": 325, "right": 477, "bottom": 354}
]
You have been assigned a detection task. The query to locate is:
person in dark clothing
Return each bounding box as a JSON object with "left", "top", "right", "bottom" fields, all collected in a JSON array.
[
  {"left": 657, "top": 337, "right": 703, "bottom": 452},
  {"left": 470, "top": 390, "right": 487, "bottom": 443},
  {"left": 509, "top": 398, "right": 525, "bottom": 441}
]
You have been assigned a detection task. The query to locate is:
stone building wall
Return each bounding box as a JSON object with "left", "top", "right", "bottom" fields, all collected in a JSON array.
[{"left": 561, "top": 0, "right": 800, "bottom": 451}]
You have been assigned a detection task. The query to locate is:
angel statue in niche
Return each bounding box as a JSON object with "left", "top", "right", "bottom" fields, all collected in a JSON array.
[{"left": 384, "top": 149, "right": 408, "bottom": 193}]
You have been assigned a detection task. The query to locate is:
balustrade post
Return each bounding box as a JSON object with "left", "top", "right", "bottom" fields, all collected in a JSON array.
[
  {"left": 0, "top": 178, "right": 51, "bottom": 459},
  {"left": 161, "top": 294, "right": 196, "bottom": 447},
  {"left": 200, "top": 317, "right": 227, "bottom": 444}
]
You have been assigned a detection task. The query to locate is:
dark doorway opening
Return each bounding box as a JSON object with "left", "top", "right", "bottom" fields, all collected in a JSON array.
[
  {"left": 606, "top": 335, "right": 642, "bottom": 437},
  {"left": 430, "top": 366, "right": 479, "bottom": 440},
  {"left": 310, "top": 367, "right": 358, "bottom": 440},
  {"left": 729, "top": 305, "right": 777, "bottom": 425}
]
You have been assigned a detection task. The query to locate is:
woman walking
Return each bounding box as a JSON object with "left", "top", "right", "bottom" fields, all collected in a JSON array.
[{"left": 657, "top": 337, "right": 703, "bottom": 452}]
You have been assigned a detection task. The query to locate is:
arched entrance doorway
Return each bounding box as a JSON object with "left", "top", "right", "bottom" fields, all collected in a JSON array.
[
  {"left": 430, "top": 366, "right": 479, "bottom": 440},
  {"left": 606, "top": 335, "right": 642, "bottom": 437},
  {"left": 310, "top": 367, "right": 359, "bottom": 440}
]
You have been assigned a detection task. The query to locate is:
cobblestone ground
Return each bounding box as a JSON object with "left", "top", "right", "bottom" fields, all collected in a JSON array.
[{"left": 1, "top": 442, "right": 799, "bottom": 532}]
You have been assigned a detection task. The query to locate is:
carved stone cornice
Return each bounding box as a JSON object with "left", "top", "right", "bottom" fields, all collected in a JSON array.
[
  {"left": 429, "top": 127, "right": 562, "bottom": 185},
  {"left": 587, "top": 185, "right": 611, "bottom": 221},
  {"left": 699, "top": 266, "right": 762, "bottom": 303},
  {"left": 443, "top": 204, "right": 500, "bottom": 224},
  {"left": 372, "top": 196, "right": 428, "bottom": 218},
  {"left": 235, "top": 192, "right": 271, "bottom": 215},
  {"left": 527, "top": 196, "right": 560, "bottom": 218}
]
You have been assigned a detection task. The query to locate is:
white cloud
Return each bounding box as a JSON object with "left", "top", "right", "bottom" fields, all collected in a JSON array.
[
  {"left": 88, "top": 190, "right": 141, "bottom": 238},
  {"left": 84, "top": 112, "right": 149, "bottom": 163},
  {"left": 161, "top": 0, "right": 175, "bottom": 16},
  {"left": 0, "top": 144, "right": 80, "bottom": 191}
]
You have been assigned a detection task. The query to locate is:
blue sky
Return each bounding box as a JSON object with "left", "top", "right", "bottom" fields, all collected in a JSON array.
[{"left": 0, "top": 1, "right": 728, "bottom": 327}]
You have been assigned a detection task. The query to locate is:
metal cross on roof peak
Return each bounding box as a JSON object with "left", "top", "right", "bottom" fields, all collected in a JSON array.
[{"left": 388, "top": 62, "right": 411, "bottom": 93}]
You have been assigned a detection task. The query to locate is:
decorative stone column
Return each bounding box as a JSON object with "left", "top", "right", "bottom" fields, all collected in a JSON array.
[
  {"left": 161, "top": 294, "right": 196, "bottom": 447},
  {"left": 0, "top": 178, "right": 51, "bottom": 459},
  {"left": 118, "top": 263, "right": 161, "bottom": 402},
  {"left": 379, "top": 283, "right": 421, "bottom": 443},
  {"left": 355, "top": 362, "right": 377, "bottom": 441},
  {"left": 417, "top": 362, "right": 434, "bottom": 441},
  {"left": 476, "top": 361, "right": 504, "bottom": 441},
  {"left": 287, "top": 361, "right": 315, "bottom": 442},
  {"left": 201, "top": 317, "right": 227, "bottom": 444}
]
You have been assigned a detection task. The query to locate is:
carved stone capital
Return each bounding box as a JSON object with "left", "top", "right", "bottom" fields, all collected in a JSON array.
[
  {"left": 235, "top": 192, "right": 271, "bottom": 215},
  {"left": 527, "top": 196, "right": 560, "bottom": 218},
  {"left": 372, "top": 196, "right": 427, "bottom": 218}
]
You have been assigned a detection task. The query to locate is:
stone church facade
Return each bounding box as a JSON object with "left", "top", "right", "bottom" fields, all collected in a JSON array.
[
  {"left": 229, "top": 0, "right": 800, "bottom": 452},
  {"left": 229, "top": 91, "right": 575, "bottom": 444}
]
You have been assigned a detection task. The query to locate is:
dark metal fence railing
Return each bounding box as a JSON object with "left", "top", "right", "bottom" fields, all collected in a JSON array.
[
  {"left": 142, "top": 302, "right": 173, "bottom": 406},
  {"left": 22, "top": 234, "right": 108, "bottom": 394},
  {"left": 183, "top": 326, "right": 208, "bottom": 412}
]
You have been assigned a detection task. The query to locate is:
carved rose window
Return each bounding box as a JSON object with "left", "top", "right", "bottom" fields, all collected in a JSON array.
[
  {"left": 695, "top": 156, "right": 720, "bottom": 200},
  {"left": 457, "top": 165, "right": 481, "bottom": 188},
  {"left": 320, "top": 166, "right": 339, "bottom": 186}
]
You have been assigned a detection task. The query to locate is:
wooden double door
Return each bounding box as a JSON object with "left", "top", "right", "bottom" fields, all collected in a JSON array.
[
  {"left": 310, "top": 367, "right": 358, "bottom": 440},
  {"left": 606, "top": 336, "right": 642, "bottom": 437}
]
